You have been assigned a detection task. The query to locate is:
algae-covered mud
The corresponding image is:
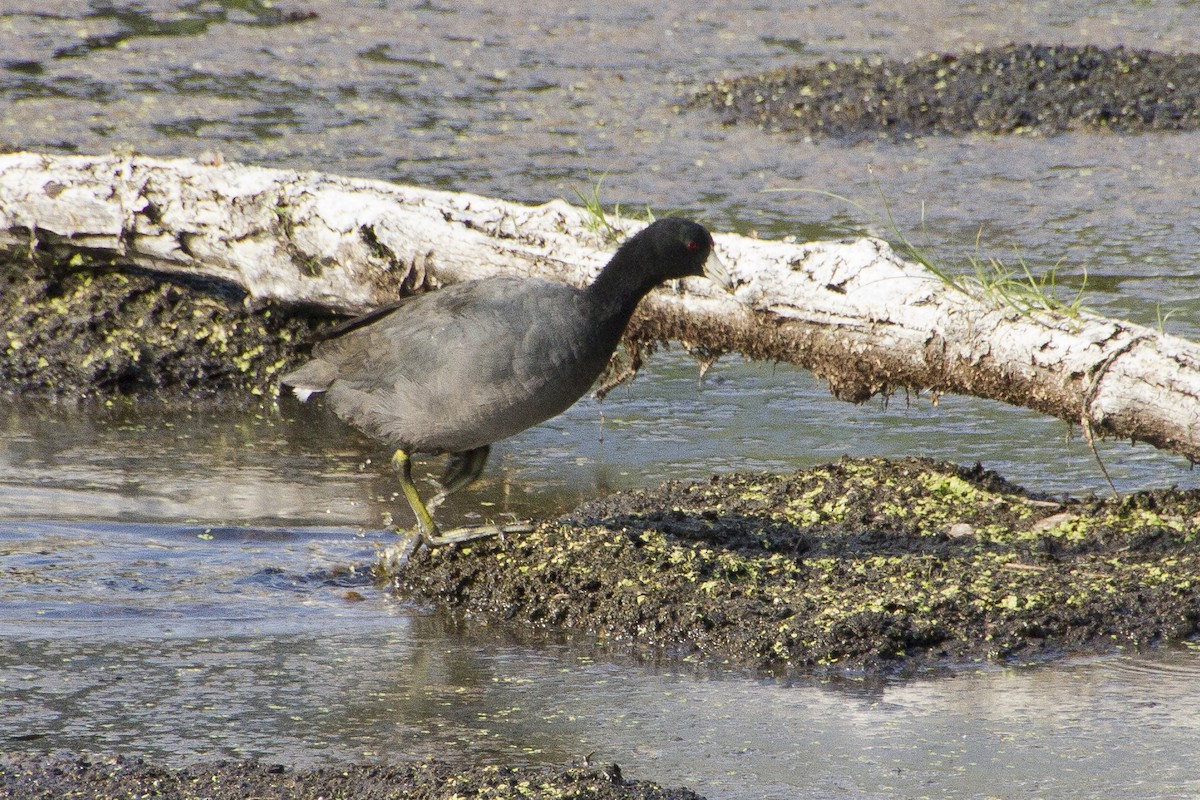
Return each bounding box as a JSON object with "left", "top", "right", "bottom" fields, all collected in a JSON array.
[
  {"left": 396, "top": 458, "right": 1200, "bottom": 674},
  {"left": 693, "top": 43, "right": 1200, "bottom": 140},
  {"left": 0, "top": 262, "right": 315, "bottom": 398},
  {"left": 0, "top": 754, "right": 703, "bottom": 800}
]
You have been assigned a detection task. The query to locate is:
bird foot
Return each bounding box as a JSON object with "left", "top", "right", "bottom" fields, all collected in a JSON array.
[
  {"left": 425, "top": 520, "right": 536, "bottom": 546},
  {"left": 377, "top": 521, "right": 536, "bottom": 570},
  {"left": 377, "top": 530, "right": 422, "bottom": 572}
]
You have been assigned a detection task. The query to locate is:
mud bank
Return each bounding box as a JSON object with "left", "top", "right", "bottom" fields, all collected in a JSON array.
[
  {"left": 394, "top": 458, "right": 1200, "bottom": 675},
  {"left": 692, "top": 43, "right": 1200, "bottom": 140},
  {"left": 0, "top": 754, "right": 703, "bottom": 800},
  {"left": 0, "top": 262, "right": 318, "bottom": 399}
]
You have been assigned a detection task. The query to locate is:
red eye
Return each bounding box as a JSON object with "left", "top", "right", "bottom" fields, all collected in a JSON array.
[{"left": 685, "top": 240, "right": 700, "bottom": 252}]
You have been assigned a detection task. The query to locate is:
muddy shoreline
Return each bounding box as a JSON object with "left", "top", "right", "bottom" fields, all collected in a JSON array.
[
  {"left": 393, "top": 457, "right": 1200, "bottom": 676},
  {"left": 0, "top": 754, "right": 705, "bottom": 800},
  {"left": 691, "top": 43, "right": 1200, "bottom": 140}
]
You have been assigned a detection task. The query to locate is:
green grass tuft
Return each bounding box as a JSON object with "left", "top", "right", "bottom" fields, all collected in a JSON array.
[{"left": 764, "top": 180, "right": 1091, "bottom": 319}]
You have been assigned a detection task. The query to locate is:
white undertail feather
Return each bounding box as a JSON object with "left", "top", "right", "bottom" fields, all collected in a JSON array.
[{"left": 292, "top": 386, "right": 320, "bottom": 402}]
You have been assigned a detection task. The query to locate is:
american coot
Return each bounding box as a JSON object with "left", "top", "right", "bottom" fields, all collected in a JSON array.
[{"left": 282, "top": 217, "right": 733, "bottom": 545}]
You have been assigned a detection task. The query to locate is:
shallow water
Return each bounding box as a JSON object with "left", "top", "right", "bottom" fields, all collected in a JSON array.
[
  {"left": 3, "top": 0, "right": 1200, "bottom": 797},
  {"left": 3, "top": 361, "right": 1200, "bottom": 799},
  {"left": 4, "top": 514, "right": 1200, "bottom": 799}
]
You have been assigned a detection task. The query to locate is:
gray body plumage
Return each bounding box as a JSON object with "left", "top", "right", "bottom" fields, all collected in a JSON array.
[{"left": 283, "top": 276, "right": 623, "bottom": 455}]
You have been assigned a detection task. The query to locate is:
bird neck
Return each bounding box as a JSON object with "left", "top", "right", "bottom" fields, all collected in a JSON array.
[{"left": 583, "top": 236, "right": 661, "bottom": 324}]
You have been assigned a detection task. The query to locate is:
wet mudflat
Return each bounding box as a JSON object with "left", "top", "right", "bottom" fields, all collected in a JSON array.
[
  {"left": 398, "top": 458, "right": 1200, "bottom": 674},
  {"left": 692, "top": 43, "right": 1200, "bottom": 140},
  {"left": 0, "top": 266, "right": 308, "bottom": 399},
  {"left": 0, "top": 755, "right": 700, "bottom": 800}
]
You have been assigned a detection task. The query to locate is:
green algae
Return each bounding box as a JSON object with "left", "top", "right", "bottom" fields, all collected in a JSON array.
[
  {"left": 395, "top": 458, "right": 1200, "bottom": 674},
  {"left": 0, "top": 259, "right": 318, "bottom": 399}
]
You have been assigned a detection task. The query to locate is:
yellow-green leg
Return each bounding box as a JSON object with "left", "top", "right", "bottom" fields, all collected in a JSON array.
[
  {"left": 391, "top": 448, "right": 440, "bottom": 541},
  {"left": 381, "top": 448, "right": 535, "bottom": 569}
]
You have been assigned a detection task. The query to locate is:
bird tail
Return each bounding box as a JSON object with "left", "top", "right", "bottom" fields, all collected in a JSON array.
[{"left": 279, "top": 359, "right": 337, "bottom": 402}]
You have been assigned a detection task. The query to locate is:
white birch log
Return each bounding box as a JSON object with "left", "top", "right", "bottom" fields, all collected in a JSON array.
[{"left": 0, "top": 151, "right": 1197, "bottom": 464}]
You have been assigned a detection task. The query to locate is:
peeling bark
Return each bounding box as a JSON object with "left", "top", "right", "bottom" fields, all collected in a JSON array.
[{"left": 1, "top": 151, "right": 1198, "bottom": 463}]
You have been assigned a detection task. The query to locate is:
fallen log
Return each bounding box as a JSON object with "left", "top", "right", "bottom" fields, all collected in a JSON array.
[{"left": 0, "top": 151, "right": 1197, "bottom": 463}]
